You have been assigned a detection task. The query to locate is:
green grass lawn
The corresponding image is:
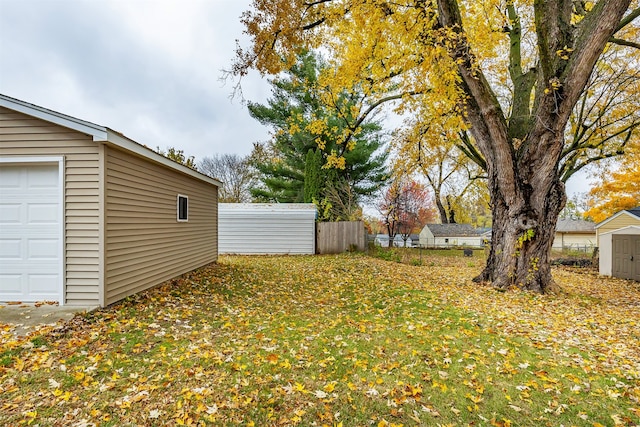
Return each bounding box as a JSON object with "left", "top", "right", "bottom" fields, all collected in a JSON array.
[{"left": 1, "top": 254, "right": 638, "bottom": 426}]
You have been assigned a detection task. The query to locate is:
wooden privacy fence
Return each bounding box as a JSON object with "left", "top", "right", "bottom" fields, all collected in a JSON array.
[{"left": 316, "top": 221, "right": 366, "bottom": 254}]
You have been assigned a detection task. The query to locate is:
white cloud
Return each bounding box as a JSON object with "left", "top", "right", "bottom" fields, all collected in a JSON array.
[{"left": 0, "top": 0, "right": 270, "bottom": 160}]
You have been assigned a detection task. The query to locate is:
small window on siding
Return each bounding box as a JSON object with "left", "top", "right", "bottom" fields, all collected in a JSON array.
[{"left": 177, "top": 195, "right": 188, "bottom": 222}]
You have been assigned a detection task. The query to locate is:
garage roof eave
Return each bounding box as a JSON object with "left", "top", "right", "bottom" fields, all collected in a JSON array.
[
  {"left": 0, "top": 93, "right": 221, "bottom": 188},
  {"left": 103, "top": 129, "right": 222, "bottom": 188},
  {"left": 0, "top": 94, "right": 108, "bottom": 140}
]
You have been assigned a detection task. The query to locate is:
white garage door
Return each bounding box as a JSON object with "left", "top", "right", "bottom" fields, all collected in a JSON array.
[{"left": 0, "top": 163, "right": 62, "bottom": 302}]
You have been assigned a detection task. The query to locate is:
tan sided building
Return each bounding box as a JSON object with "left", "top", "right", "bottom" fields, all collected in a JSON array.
[
  {"left": 596, "top": 207, "right": 640, "bottom": 281},
  {"left": 0, "top": 94, "right": 220, "bottom": 307}
]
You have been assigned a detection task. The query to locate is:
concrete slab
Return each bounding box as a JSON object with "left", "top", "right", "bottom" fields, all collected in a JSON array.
[{"left": 0, "top": 303, "right": 96, "bottom": 338}]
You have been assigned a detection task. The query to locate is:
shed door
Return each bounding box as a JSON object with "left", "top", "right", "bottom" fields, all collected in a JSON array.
[
  {"left": 634, "top": 236, "right": 640, "bottom": 282},
  {"left": 612, "top": 235, "right": 640, "bottom": 281},
  {"left": 0, "top": 163, "right": 62, "bottom": 302}
]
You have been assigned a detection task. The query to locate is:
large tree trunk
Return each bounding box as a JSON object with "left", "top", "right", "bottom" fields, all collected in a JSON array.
[
  {"left": 470, "top": 112, "right": 568, "bottom": 293},
  {"left": 474, "top": 170, "right": 566, "bottom": 293},
  {"left": 436, "top": 0, "right": 631, "bottom": 293}
]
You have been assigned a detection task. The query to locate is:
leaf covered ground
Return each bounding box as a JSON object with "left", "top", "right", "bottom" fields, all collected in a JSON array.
[{"left": 1, "top": 254, "right": 639, "bottom": 426}]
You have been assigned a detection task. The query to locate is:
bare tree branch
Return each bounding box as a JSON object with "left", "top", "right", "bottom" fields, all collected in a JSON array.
[
  {"left": 615, "top": 6, "right": 640, "bottom": 32},
  {"left": 609, "top": 36, "right": 640, "bottom": 50}
]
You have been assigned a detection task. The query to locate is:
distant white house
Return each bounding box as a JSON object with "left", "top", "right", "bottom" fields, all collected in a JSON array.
[
  {"left": 419, "top": 224, "right": 484, "bottom": 248},
  {"left": 551, "top": 219, "right": 596, "bottom": 250},
  {"left": 421, "top": 219, "right": 596, "bottom": 251}
]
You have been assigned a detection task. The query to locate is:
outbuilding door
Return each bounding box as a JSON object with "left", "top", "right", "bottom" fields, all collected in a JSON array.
[
  {"left": 0, "top": 162, "right": 63, "bottom": 302},
  {"left": 612, "top": 235, "right": 640, "bottom": 281}
]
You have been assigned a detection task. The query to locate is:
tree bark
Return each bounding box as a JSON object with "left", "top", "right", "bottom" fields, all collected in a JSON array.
[
  {"left": 434, "top": 192, "right": 449, "bottom": 224},
  {"left": 446, "top": 195, "right": 456, "bottom": 224},
  {"left": 436, "top": 0, "right": 632, "bottom": 292},
  {"left": 473, "top": 168, "right": 566, "bottom": 293}
]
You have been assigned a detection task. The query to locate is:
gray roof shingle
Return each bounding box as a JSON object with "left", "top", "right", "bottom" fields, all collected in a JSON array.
[
  {"left": 555, "top": 219, "right": 595, "bottom": 233},
  {"left": 425, "top": 223, "right": 481, "bottom": 237},
  {"left": 627, "top": 207, "right": 640, "bottom": 219}
]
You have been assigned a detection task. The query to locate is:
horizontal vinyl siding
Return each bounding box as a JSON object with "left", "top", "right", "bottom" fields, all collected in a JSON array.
[
  {"left": 552, "top": 233, "right": 596, "bottom": 249},
  {"left": 104, "top": 146, "right": 217, "bottom": 306},
  {"left": 0, "top": 107, "right": 101, "bottom": 305},
  {"left": 218, "top": 204, "right": 316, "bottom": 254},
  {"left": 597, "top": 215, "right": 640, "bottom": 246},
  {"left": 434, "top": 237, "right": 482, "bottom": 246},
  {"left": 599, "top": 216, "right": 640, "bottom": 234}
]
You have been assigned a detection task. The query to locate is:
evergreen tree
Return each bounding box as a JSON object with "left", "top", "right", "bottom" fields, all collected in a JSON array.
[
  {"left": 248, "top": 51, "right": 388, "bottom": 219},
  {"left": 235, "top": 0, "right": 639, "bottom": 292},
  {"left": 303, "top": 148, "right": 323, "bottom": 204}
]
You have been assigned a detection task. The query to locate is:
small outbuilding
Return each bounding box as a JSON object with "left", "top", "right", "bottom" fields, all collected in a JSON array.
[
  {"left": 0, "top": 94, "right": 221, "bottom": 306},
  {"left": 218, "top": 203, "right": 316, "bottom": 255},
  {"left": 596, "top": 207, "right": 640, "bottom": 281}
]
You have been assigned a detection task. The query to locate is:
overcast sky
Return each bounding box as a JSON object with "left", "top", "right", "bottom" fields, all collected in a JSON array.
[
  {"left": 0, "top": 0, "right": 591, "bottom": 196},
  {"left": 0, "top": 0, "right": 270, "bottom": 160}
]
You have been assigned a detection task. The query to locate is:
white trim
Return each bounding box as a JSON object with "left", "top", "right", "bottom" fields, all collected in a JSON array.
[
  {"left": 0, "top": 95, "right": 107, "bottom": 139},
  {"left": 177, "top": 194, "right": 189, "bottom": 222},
  {"left": 599, "top": 225, "right": 640, "bottom": 236},
  {"left": 58, "top": 157, "right": 65, "bottom": 306},
  {"left": 0, "top": 156, "right": 65, "bottom": 165},
  {"left": 103, "top": 129, "right": 222, "bottom": 187},
  {"left": 97, "top": 145, "right": 106, "bottom": 308},
  {"left": 0, "top": 94, "right": 222, "bottom": 188},
  {"left": 595, "top": 210, "right": 640, "bottom": 228},
  {"left": 0, "top": 156, "right": 66, "bottom": 305}
]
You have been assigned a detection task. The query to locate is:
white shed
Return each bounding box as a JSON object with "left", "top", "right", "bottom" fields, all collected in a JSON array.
[
  {"left": 218, "top": 203, "right": 317, "bottom": 255},
  {"left": 598, "top": 225, "right": 640, "bottom": 280},
  {"left": 596, "top": 207, "right": 640, "bottom": 281}
]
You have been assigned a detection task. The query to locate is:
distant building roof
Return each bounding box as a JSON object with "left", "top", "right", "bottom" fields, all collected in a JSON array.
[
  {"left": 425, "top": 223, "right": 481, "bottom": 237},
  {"left": 452, "top": 220, "right": 596, "bottom": 238},
  {"left": 556, "top": 219, "right": 595, "bottom": 233},
  {"left": 628, "top": 207, "right": 640, "bottom": 219}
]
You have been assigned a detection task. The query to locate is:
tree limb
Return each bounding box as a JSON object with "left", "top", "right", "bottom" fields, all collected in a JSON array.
[
  {"left": 304, "top": 0, "right": 334, "bottom": 7},
  {"left": 609, "top": 37, "right": 640, "bottom": 50},
  {"left": 302, "top": 18, "right": 326, "bottom": 31},
  {"left": 437, "top": 0, "right": 516, "bottom": 205},
  {"left": 454, "top": 131, "right": 487, "bottom": 171},
  {"left": 339, "top": 91, "right": 421, "bottom": 152},
  {"left": 615, "top": 6, "right": 640, "bottom": 32}
]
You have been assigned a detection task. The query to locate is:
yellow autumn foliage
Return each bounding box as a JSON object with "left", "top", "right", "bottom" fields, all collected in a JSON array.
[
  {"left": 585, "top": 139, "right": 640, "bottom": 222},
  {"left": 2, "top": 254, "right": 639, "bottom": 425}
]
